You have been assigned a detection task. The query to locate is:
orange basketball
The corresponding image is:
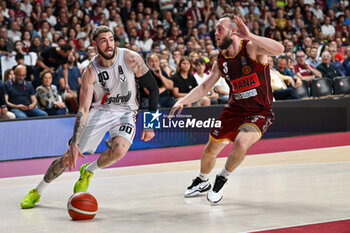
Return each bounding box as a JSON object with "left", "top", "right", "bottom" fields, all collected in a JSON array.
[{"left": 67, "top": 192, "right": 98, "bottom": 220}]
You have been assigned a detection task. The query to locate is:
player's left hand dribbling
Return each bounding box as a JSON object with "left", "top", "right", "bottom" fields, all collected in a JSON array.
[{"left": 141, "top": 129, "right": 155, "bottom": 142}]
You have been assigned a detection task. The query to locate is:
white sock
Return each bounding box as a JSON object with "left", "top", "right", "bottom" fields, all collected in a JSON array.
[
  {"left": 199, "top": 172, "right": 209, "bottom": 181},
  {"left": 86, "top": 161, "right": 99, "bottom": 173},
  {"left": 218, "top": 168, "right": 231, "bottom": 179},
  {"left": 35, "top": 179, "right": 49, "bottom": 195}
]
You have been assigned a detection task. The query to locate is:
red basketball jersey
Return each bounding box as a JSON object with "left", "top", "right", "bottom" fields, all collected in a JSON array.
[{"left": 216, "top": 40, "right": 273, "bottom": 113}]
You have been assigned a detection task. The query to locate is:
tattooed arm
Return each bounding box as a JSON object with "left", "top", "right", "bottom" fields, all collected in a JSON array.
[
  {"left": 125, "top": 50, "right": 149, "bottom": 77},
  {"left": 125, "top": 50, "right": 156, "bottom": 142},
  {"left": 67, "top": 65, "right": 96, "bottom": 171}
]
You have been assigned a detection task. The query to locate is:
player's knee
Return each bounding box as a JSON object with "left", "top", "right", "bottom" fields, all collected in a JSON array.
[
  {"left": 233, "top": 138, "right": 250, "bottom": 154},
  {"left": 109, "top": 146, "right": 127, "bottom": 162},
  {"left": 203, "top": 144, "right": 219, "bottom": 157}
]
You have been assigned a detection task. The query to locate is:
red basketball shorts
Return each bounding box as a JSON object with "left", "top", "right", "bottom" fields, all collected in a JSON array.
[{"left": 209, "top": 107, "right": 274, "bottom": 143}]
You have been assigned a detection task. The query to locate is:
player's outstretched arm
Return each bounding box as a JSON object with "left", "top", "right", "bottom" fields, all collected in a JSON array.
[
  {"left": 67, "top": 66, "right": 95, "bottom": 171},
  {"left": 169, "top": 61, "right": 221, "bottom": 117},
  {"left": 232, "top": 16, "right": 284, "bottom": 56}
]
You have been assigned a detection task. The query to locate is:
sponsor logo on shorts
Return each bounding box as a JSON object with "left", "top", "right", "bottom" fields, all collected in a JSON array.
[{"left": 234, "top": 89, "right": 257, "bottom": 100}]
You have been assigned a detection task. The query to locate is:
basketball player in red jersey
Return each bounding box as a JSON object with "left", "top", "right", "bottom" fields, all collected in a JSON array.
[{"left": 169, "top": 14, "right": 284, "bottom": 203}]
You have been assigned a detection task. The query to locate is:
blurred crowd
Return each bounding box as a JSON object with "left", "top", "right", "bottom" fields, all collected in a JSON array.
[{"left": 0, "top": 0, "right": 350, "bottom": 120}]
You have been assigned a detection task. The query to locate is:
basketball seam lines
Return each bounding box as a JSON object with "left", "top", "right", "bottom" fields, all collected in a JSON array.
[{"left": 68, "top": 203, "right": 97, "bottom": 215}]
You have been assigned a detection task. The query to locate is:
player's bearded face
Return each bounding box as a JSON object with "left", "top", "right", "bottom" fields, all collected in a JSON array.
[
  {"left": 219, "top": 32, "right": 233, "bottom": 50},
  {"left": 97, "top": 45, "right": 116, "bottom": 60}
]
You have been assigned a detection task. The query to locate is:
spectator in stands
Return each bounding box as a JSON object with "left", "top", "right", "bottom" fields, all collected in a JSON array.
[
  {"left": 306, "top": 47, "right": 321, "bottom": 68},
  {"left": 193, "top": 58, "right": 218, "bottom": 105},
  {"left": 310, "top": 2, "right": 324, "bottom": 21},
  {"left": 13, "top": 40, "right": 25, "bottom": 55},
  {"left": 141, "top": 53, "right": 174, "bottom": 108},
  {"left": 44, "top": 5, "right": 56, "bottom": 27},
  {"left": 205, "top": 50, "right": 218, "bottom": 73},
  {"left": 0, "top": 25, "right": 13, "bottom": 53},
  {"left": 160, "top": 58, "right": 174, "bottom": 77},
  {"left": 170, "top": 49, "right": 182, "bottom": 70},
  {"left": 329, "top": 46, "right": 346, "bottom": 75},
  {"left": 294, "top": 50, "right": 322, "bottom": 81},
  {"left": 0, "top": 37, "right": 12, "bottom": 57},
  {"left": 171, "top": 56, "right": 210, "bottom": 107},
  {"left": 12, "top": 53, "right": 34, "bottom": 82},
  {"left": 36, "top": 69, "right": 66, "bottom": 116},
  {"left": 135, "top": 30, "right": 153, "bottom": 52},
  {"left": 3, "top": 65, "right": 47, "bottom": 118},
  {"left": 3, "top": 69, "right": 14, "bottom": 82},
  {"left": 7, "top": 21, "right": 21, "bottom": 43},
  {"left": 276, "top": 56, "right": 303, "bottom": 88},
  {"left": 0, "top": 79, "right": 15, "bottom": 120},
  {"left": 21, "top": 30, "right": 31, "bottom": 53},
  {"left": 202, "top": 0, "right": 215, "bottom": 24},
  {"left": 264, "top": 17, "right": 279, "bottom": 39},
  {"left": 321, "top": 16, "right": 336, "bottom": 37},
  {"left": 34, "top": 43, "right": 72, "bottom": 89},
  {"left": 186, "top": 0, "right": 204, "bottom": 26},
  {"left": 316, "top": 50, "right": 342, "bottom": 80},
  {"left": 216, "top": 0, "right": 228, "bottom": 18},
  {"left": 282, "top": 19, "right": 297, "bottom": 40},
  {"left": 20, "top": 0, "right": 32, "bottom": 17},
  {"left": 173, "top": 0, "right": 187, "bottom": 28},
  {"left": 28, "top": 36, "right": 42, "bottom": 54},
  {"left": 57, "top": 53, "right": 81, "bottom": 113},
  {"left": 268, "top": 56, "right": 300, "bottom": 100},
  {"left": 343, "top": 46, "right": 350, "bottom": 76}
]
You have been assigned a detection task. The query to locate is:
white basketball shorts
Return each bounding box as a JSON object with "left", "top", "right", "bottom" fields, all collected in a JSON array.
[{"left": 77, "top": 108, "right": 137, "bottom": 154}]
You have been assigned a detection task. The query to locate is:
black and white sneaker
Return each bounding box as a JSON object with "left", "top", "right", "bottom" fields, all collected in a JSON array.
[
  {"left": 184, "top": 177, "right": 211, "bottom": 197},
  {"left": 207, "top": 175, "right": 227, "bottom": 203}
]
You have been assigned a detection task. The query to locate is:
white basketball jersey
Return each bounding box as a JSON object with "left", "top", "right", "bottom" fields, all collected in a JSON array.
[{"left": 90, "top": 47, "right": 139, "bottom": 111}]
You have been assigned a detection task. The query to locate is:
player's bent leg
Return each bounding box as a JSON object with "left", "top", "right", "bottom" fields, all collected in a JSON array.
[
  {"left": 97, "top": 136, "right": 131, "bottom": 168},
  {"left": 21, "top": 152, "right": 70, "bottom": 208},
  {"left": 184, "top": 140, "right": 227, "bottom": 198},
  {"left": 74, "top": 136, "right": 131, "bottom": 193},
  {"left": 207, "top": 126, "right": 260, "bottom": 203}
]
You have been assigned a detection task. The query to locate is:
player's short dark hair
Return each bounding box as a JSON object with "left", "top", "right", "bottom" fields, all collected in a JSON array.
[
  {"left": 59, "top": 43, "right": 72, "bottom": 51},
  {"left": 91, "top": 25, "right": 113, "bottom": 41}
]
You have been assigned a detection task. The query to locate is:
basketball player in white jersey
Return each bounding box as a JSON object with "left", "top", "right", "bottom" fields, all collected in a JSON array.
[{"left": 21, "top": 26, "right": 159, "bottom": 209}]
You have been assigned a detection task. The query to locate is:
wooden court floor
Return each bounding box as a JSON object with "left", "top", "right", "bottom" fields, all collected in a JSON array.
[{"left": 1, "top": 146, "right": 350, "bottom": 233}]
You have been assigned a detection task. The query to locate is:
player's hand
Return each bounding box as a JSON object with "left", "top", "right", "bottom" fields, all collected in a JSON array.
[
  {"left": 168, "top": 102, "right": 184, "bottom": 118},
  {"left": 232, "top": 16, "right": 251, "bottom": 39},
  {"left": 68, "top": 143, "right": 86, "bottom": 171},
  {"left": 141, "top": 128, "right": 155, "bottom": 142}
]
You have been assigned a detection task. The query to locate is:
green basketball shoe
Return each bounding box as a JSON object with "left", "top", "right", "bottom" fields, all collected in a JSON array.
[
  {"left": 21, "top": 188, "right": 40, "bottom": 209},
  {"left": 73, "top": 163, "right": 93, "bottom": 193}
]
